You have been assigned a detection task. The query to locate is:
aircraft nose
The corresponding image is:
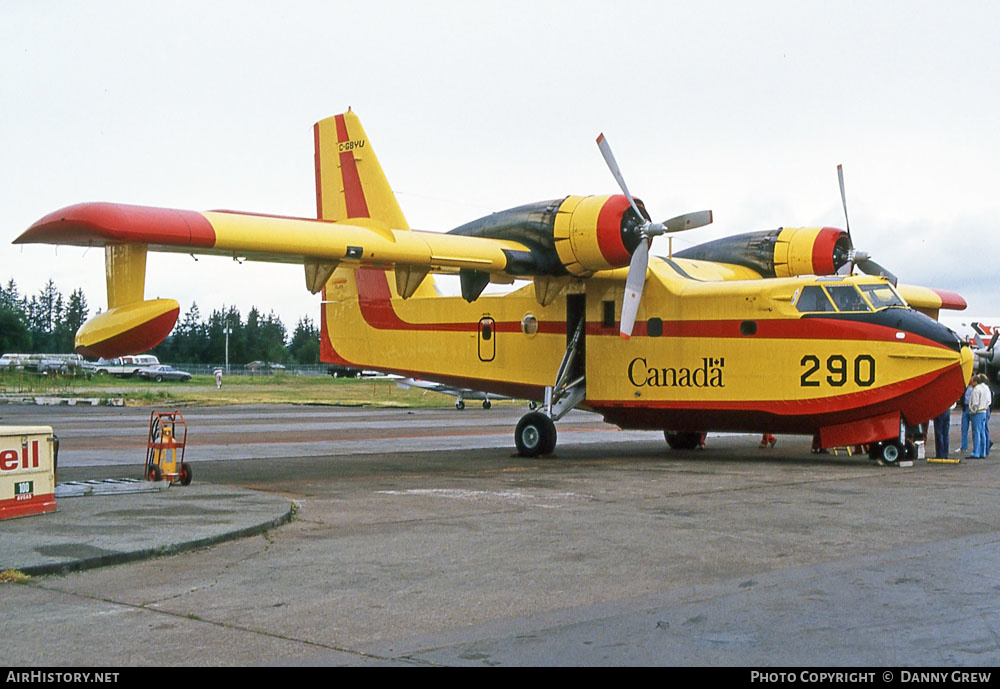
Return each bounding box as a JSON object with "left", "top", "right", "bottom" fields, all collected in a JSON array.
[
  {"left": 960, "top": 343, "right": 974, "bottom": 382},
  {"left": 883, "top": 308, "right": 966, "bottom": 354}
]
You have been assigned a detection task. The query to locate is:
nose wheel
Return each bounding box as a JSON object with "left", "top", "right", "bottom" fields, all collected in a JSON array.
[
  {"left": 515, "top": 412, "right": 557, "bottom": 457},
  {"left": 868, "top": 439, "right": 917, "bottom": 464}
]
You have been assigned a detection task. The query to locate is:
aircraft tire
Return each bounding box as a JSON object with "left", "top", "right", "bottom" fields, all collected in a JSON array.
[
  {"left": 456, "top": 400, "right": 465, "bottom": 410},
  {"left": 515, "top": 412, "right": 556, "bottom": 457},
  {"left": 664, "top": 431, "right": 702, "bottom": 450},
  {"left": 482, "top": 399, "right": 491, "bottom": 409},
  {"left": 875, "top": 441, "right": 902, "bottom": 464}
]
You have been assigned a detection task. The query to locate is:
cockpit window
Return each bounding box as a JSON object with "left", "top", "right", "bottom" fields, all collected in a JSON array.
[
  {"left": 794, "top": 285, "right": 836, "bottom": 313},
  {"left": 859, "top": 284, "right": 905, "bottom": 309},
  {"left": 826, "top": 285, "right": 872, "bottom": 312}
]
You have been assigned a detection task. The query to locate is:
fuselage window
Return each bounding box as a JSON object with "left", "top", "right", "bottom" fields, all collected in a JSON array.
[{"left": 602, "top": 300, "right": 616, "bottom": 328}]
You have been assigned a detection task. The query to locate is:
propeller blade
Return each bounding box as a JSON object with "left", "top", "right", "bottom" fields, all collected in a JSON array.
[
  {"left": 989, "top": 332, "right": 999, "bottom": 352},
  {"left": 855, "top": 257, "right": 898, "bottom": 287},
  {"left": 620, "top": 239, "right": 650, "bottom": 338},
  {"left": 837, "top": 164, "right": 852, "bottom": 239},
  {"left": 596, "top": 133, "right": 645, "bottom": 221},
  {"left": 663, "top": 210, "right": 713, "bottom": 233}
]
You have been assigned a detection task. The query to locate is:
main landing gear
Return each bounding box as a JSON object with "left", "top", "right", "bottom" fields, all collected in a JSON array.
[
  {"left": 514, "top": 319, "right": 585, "bottom": 457},
  {"left": 515, "top": 412, "right": 557, "bottom": 456}
]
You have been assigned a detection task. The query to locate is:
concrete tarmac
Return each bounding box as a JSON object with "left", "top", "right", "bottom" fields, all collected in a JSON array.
[{"left": 0, "top": 403, "right": 998, "bottom": 667}]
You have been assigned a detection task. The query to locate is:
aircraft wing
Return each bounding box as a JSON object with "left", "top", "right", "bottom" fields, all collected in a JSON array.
[
  {"left": 895, "top": 284, "right": 967, "bottom": 319},
  {"left": 16, "top": 202, "right": 533, "bottom": 275}
]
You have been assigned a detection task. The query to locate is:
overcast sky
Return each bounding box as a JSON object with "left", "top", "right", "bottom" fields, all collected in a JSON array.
[{"left": 3, "top": 0, "right": 999, "bottom": 332}]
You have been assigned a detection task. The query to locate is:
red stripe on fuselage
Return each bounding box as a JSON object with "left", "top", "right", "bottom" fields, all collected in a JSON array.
[
  {"left": 619, "top": 316, "right": 947, "bottom": 349},
  {"left": 355, "top": 269, "right": 564, "bottom": 334},
  {"left": 355, "top": 269, "right": 948, "bottom": 348},
  {"left": 335, "top": 114, "right": 369, "bottom": 219}
]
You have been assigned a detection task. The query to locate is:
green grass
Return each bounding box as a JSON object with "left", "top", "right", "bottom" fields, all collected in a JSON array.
[{"left": 0, "top": 371, "right": 477, "bottom": 408}]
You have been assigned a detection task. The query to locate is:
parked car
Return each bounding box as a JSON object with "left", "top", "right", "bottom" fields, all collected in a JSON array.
[
  {"left": 1, "top": 353, "right": 87, "bottom": 375},
  {"left": 137, "top": 365, "right": 192, "bottom": 383},
  {"left": 88, "top": 355, "right": 160, "bottom": 377}
]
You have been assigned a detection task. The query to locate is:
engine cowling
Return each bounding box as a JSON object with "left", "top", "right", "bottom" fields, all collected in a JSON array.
[
  {"left": 552, "top": 195, "right": 646, "bottom": 276},
  {"left": 674, "top": 227, "right": 851, "bottom": 278}
]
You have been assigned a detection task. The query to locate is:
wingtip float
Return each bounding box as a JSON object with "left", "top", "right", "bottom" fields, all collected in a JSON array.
[{"left": 16, "top": 112, "right": 972, "bottom": 461}]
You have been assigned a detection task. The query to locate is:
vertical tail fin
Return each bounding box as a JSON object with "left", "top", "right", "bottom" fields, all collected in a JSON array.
[{"left": 313, "top": 110, "right": 409, "bottom": 229}]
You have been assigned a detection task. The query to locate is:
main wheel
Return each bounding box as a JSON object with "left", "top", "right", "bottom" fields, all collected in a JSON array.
[
  {"left": 664, "top": 431, "right": 703, "bottom": 450},
  {"left": 178, "top": 462, "right": 193, "bottom": 486},
  {"left": 456, "top": 400, "right": 465, "bottom": 410},
  {"left": 515, "top": 412, "right": 557, "bottom": 457},
  {"left": 482, "top": 399, "right": 491, "bottom": 409}
]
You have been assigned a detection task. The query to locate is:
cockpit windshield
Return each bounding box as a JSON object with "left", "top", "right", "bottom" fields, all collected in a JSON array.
[
  {"left": 859, "top": 283, "right": 906, "bottom": 309},
  {"left": 826, "top": 285, "right": 872, "bottom": 312},
  {"left": 794, "top": 283, "right": 894, "bottom": 314}
]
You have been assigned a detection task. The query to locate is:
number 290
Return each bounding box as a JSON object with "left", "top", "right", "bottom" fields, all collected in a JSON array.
[{"left": 800, "top": 354, "right": 875, "bottom": 387}]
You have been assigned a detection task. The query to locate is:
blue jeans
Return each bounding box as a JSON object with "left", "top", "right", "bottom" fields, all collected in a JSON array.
[
  {"left": 972, "top": 412, "right": 988, "bottom": 457},
  {"left": 988, "top": 410, "right": 992, "bottom": 456},
  {"left": 961, "top": 407, "right": 971, "bottom": 451}
]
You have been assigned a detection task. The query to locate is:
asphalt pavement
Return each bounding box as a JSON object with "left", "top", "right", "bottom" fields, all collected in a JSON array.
[{"left": 1, "top": 403, "right": 998, "bottom": 667}]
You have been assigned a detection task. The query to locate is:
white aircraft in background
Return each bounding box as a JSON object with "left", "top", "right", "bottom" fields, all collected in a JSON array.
[
  {"left": 395, "top": 377, "right": 520, "bottom": 410},
  {"left": 941, "top": 317, "right": 1000, "bottom": 395}
]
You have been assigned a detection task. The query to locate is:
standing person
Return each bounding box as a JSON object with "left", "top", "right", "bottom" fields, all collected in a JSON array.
[
  {"left": 215, "top": 368, "right": 223, "bottom": 389},
  {"left": 933, "top": 405, "right": 951, "bottom": 459},
  {"left": 985, "top": 376, "right": 993, "bottom": 456},
  {"left": 970, "top": 374, "right": 992, "bottom": 458},
  {"left": 960, "top": 375, "right": 976, "bottom": 453}
]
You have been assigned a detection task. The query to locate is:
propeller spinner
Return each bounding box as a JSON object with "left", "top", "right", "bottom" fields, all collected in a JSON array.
[{"left": 596, "top": 133, "right": 712, "bottom": 337}]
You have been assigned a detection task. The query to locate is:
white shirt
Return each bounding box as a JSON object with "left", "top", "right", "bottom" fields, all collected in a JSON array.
[{"left": 970, "top": 383, "right": 992, "bottom": 414}]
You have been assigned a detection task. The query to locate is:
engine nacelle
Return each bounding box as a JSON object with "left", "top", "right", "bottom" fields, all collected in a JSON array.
[
  {"left": 552, "top": 195, "right": 645, "bottom": 276},
  {"left": 447, "top": 194, "right": 647, "bottom": 277},
  {"left": 674, "top": 227, "right": 851, "bottom": 278}
]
